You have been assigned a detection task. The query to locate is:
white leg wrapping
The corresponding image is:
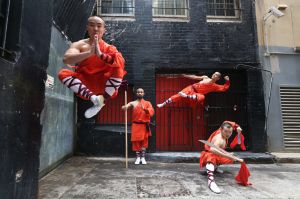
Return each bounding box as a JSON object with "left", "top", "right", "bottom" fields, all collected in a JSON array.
[
  {"left": 105, "top": 77, "right": 122, "bottom": 96},
  {"left": 206, "top": 163, "right": 221, "bottom": 194}
]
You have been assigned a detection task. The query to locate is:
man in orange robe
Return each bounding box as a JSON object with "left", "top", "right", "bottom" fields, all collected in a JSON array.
[
  {"left": 200, "top": 121, "right": 244, "bottom": 194},
  {"left": 122, "top": 88, "right": 155, "bottom": 165},
  {"left": 58, "top": 16, "right": 126, "bottom": 118},
  {"left": 157, "top": 72, "right": 230, "bottom": 108}
]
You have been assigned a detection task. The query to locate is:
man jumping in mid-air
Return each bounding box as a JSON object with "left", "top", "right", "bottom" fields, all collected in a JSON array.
[
  {"left": 58, "top": 16, "right": 126, "bottom": 118},
  {"left": 157, "top": 72, "right": 230, "bottom": 108}
]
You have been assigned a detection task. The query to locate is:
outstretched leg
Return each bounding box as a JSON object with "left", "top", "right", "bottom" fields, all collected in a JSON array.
[
  {"left": 179, "top": 92, "right": 205, "bottom": 106},
  {"left": 157, "top": 85, "right": 204, "bottom": 108}
]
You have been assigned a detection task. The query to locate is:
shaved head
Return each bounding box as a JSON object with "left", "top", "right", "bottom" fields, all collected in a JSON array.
[
  {"left": 211, "top": 71, "right": 221, "bottom": 81},
  {"left": 136, "top": 88, "right": 145, "bottom": 99},
  {"left": 86, "top": 16, "right": 106, "bottom": 39},
  {"left": 136, "top": 88, "right": 144, "bottom": 93},
  {"left": 88, "top": 16, "right": 105, "bottom": 25}
]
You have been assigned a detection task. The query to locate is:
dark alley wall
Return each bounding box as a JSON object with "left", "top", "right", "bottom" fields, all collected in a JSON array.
[
  {"left": 0, "top": 0, "right": 53, "bottom": 198},
  {"left": 39, "top": 0, "right": 95, "bottom": 176},
  {"left": 0, "top": 0, "right": 95, "bottom": 198},
  {"left": 39, "top": 27, "right": 75, "bottom": 176}
]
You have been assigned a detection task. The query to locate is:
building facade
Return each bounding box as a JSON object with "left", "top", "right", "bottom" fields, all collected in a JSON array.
[
  {"left": 77, "top": 0, "right": 267, "bottom": 154},
  {"left": 255, "top": 0, "right": 300, "bottom": 152}
]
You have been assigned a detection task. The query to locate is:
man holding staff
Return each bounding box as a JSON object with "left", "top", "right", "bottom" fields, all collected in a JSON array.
[{"left": 122, "top": 88, "right": 155, "bottom": 165}]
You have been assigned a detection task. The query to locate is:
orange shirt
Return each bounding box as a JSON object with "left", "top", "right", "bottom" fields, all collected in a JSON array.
[
  {"left": 132, "top": 99, "right": 155, "bottom": 123},
  {"left": 131, "top": 99, "right": 155, "bottom": 142},
  {"left": 76, "top": 40, "right": 125, "bottom": 76},
  {"left": 192, "top": 80, "right": 230, "bottom": 94}
]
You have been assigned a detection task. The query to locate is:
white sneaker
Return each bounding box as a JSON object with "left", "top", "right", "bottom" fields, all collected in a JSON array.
[
  {"left": 84, "top": 95, "right": 105, "bottom": 118},
  {"left": 208, "top": 180, "right": 221, "bottom": 194},
  {"left": 179, "top": 92, "right": 188, "bottom": 98},
  {"left": 157, "top": 103, "right": 164, "bottom": 108},
  {"left": 135, "top": 157, "right": 141, "bottom": 165},
  {"left": 141, "top": 157, "right": 147, "bottom": 165}
]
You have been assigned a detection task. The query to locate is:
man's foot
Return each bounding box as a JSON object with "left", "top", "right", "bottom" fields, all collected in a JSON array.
[
  {"left": 135, "top": 157, "right": 141, "bottom": 165},
  {"left": 179, "top": 91, "right": 188, "bottom": 98},
  {"left": 157, "top": 103, "right": 164, "bottom": 108},
  {"left": 208, "top": 180, "right": 221, "bottom": 194},
  {"left": 141, "top": 157, "right": 147, "bottom": 165},
  {"left": 84, "top": 95, "right": 105, "bottom": 118}
]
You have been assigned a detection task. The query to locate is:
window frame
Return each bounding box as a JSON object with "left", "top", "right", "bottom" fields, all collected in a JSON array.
[
  {"left": 152, "top": 0, "right": 189, "bottom": 20},
  {"left": 206, "top": 0, "right": 241, "bottom": 22},
  {"left": 96, "top": 0, "right": 135, "bottom": 17}
]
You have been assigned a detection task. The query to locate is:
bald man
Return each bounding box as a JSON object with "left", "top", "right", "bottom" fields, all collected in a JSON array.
[
  {"left": 157, "top": 72, "right": 230, "bottom": 108},
  {"left": 58, "top": 16, "right": 126, "bottom": 118},
  {"left": 122, "top": 88, "right": 154, "bottom": 165}
]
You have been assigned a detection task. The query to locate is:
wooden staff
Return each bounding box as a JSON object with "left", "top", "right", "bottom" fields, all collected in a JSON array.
[{"left": 125, "top": 89, "right": 128, "bottom": 169}]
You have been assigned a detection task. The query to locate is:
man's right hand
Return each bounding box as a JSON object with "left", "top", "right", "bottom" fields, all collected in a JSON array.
[
  {"left": 237, "top": 158, "right": 244, "bottom": 163},
  {"left": 90, "top": 43, "right": 96, "bottom": 55}
]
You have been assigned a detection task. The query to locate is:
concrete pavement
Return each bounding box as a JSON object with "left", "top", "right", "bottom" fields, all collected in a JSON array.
[{"left": 39, "top": 156, "right": 300, "bottom": 199}]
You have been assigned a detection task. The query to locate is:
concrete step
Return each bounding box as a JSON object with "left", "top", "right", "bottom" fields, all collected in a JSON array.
[{"left": 148, "top": 152, "right": 277, "bottom": 164}]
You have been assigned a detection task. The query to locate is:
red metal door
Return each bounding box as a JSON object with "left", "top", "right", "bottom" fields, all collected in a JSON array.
[
  {"left": 97, "top": 86, "right": 133, "bottom": 124},
  {"left": 156, "top": 74, "right": 206, "bottom": 151}
]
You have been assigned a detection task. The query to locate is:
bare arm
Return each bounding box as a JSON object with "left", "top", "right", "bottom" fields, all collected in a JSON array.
[
  {"left": 213, "top": 76, "right": 230, "bottom": 92},
  {"left": 209, "top": 139, "right": 243, "bottom": 163},
  {"left": 63, "top": 42, "right": 94, "bottom": 65},
  {"left": 122, "top": 102, "right": 134, "bottom": 110},
  {"left": 181, "top": 74, "right": 204, "bottom": 81}
]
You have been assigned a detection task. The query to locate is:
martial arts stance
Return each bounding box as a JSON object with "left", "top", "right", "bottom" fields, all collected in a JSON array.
[
  {"left": 200, "top": 121, "right": 244, "bottom": 194},
  {"left": 58, "top": 16, "right": 126, "bottom": 118},
  {"left": 157, "top": 72, "right": 229, "bottom": 108},
  {"left": 122, "top": 88, "right": 155, "bottom": 165}
]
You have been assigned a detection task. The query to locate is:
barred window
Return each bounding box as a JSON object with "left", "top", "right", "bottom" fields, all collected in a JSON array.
[
  {"left": 206, "top": 0, "right": 241, "bottom": 19},
  {"left": 153, "top": 0, "right": 189, "bottom": 18},
  {"left": 96, "top": 0, "right": 135, "bottom": 16}
]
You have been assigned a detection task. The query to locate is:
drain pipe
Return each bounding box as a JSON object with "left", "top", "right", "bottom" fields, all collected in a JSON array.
[{"left": 1, "top": 0, "right": 11, "bottom": 56}]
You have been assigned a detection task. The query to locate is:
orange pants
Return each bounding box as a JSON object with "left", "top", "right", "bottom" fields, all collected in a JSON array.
[
  {"left": 170, "top": 85, "right": 205, "bottom": 105},
  {"left": 132, "top": 136, "right": 148, "bottom": 151},
  {"left": 200, "top": 151, "right": 233, "bottom": 168},
  {"left": 58, "top": 66, "right": 125, "bottom": 99}
]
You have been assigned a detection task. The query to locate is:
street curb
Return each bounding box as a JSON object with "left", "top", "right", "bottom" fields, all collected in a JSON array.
[{"left": 147, "top": 152, "right": 278, "bottom": 164}]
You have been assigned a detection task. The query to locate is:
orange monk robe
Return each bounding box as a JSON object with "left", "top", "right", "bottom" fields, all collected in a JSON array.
[
  {"left": 131, "top": 99, "right": 155, "bottom": 151},
  {"left": 58, "top": 40, "right": 126, "bottom": 99},
  {"left": 200, "top": 121, "right": 240, "bottom": 167},
  {"left": 171, "top": 80, "right": 230, "bottom": 106}
]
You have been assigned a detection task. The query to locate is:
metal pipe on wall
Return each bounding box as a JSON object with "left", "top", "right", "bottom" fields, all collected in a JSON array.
[
  {"left": 1, "top": 0, "right": 11, "bottom": 56},
  {"left": 235, "top": 64, "right": 273, "bottom": 145}
]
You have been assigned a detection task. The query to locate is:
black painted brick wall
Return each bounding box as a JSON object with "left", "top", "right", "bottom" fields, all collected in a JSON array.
[{"left": 78, "top": 0, "right": 267, "bottom": 153}]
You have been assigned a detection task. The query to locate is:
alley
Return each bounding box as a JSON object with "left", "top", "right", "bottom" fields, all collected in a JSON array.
[{"left": 39, "top": 157, "right": 300, "bottom": 199}]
